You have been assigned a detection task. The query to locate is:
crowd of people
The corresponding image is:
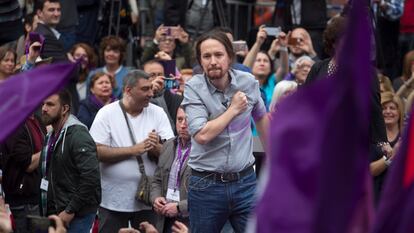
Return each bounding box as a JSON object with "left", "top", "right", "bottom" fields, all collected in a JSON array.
[{"left": 0, "top": 0, "right": 413, "bottom": 232}]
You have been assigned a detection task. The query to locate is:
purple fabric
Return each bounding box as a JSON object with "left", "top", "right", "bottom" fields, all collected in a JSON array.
[
  {"left": 89, "top": 94, "right": 116, "bottom": 110},
  {"left": 255, "top": 1, "right": 374, "bottom": 233},
  {"left": 0, "top": 63, "right": 77, "bottom": 142},
  {"left": 372, "top": 112, "right": 414, "bottom": 233}
]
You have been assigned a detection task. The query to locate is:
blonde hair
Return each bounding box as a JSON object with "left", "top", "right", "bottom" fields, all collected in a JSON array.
[
  {"left": 381, "top": 91, "right": 405, "bottom": 131},
  {"left": 269, "top": 80, "right": 298, "bottom": 112},
  {"left": 378, "top": 73, "right": 394, "bottom": 93}
]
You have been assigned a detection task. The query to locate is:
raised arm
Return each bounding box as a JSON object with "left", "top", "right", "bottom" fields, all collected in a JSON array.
[
  {"left": 270, "top": 31, "right": 290, "bottom": 82},
  {"left": 243, "top": 25, "right": 267, "bottom": 68}
]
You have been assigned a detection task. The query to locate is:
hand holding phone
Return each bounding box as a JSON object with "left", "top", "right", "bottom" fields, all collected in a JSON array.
[
  {"left": 288, "top": 37, "right": 302, "bottom": 47},
  {"left": 264, "top": 27, "right": 282, "bottom": 37},
  {"left": 26, "top": 32, "right": 44, "bottom": 55},
  {"left": 164, "top": 26, "right": 180, "bottom": 38},
  {"left": 164, "top": 75, "right": 179, "bottom": 90},
  {"left": 159, "top": 60, "right": 179, "bottom": 90}
]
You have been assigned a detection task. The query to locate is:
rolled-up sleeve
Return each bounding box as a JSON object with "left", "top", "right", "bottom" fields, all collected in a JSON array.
[{"left": 182, "top": 82, "right": 209, "bottom": 137}]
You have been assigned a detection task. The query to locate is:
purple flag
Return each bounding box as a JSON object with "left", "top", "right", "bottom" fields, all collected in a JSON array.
[
  {"left": 254, "top": 1, "right": 374, "bottom": 233},
  {"left": 372, "top": 111, "right": 414, "bottom": 232},
  {"left": 0, "top": 63, "right": 77, "bottom": 142}
]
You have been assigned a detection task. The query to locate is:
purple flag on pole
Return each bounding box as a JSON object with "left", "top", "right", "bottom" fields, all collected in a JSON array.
[
  {"left": 372, "top": 111, "right": 414, "bottom": 232},
  {"left": 254, "top": 1, "right": 374, "bottom": 232},
  {"left": 0, "top": 63, "right": 77, "bottom": 142}
]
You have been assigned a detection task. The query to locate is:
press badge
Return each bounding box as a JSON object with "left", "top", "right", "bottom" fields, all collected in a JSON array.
[
  {"left": 40, "top": 178, "right": 49, "bottom": 191},
  {"left": 166, "top": 188, "right": 180, "bottom": 202}
]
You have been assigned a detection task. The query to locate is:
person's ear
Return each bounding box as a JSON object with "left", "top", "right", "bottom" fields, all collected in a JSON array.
[{"left": 62, "top": 104, "right": 70, "bottom": 115}]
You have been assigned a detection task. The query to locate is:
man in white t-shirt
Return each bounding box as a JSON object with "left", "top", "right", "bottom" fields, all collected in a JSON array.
[{"left": 90, "top": 70, "right": 174, "bottom": 233}]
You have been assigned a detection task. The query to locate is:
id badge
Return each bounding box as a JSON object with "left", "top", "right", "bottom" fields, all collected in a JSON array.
[
  {"left": 166, "top": 188, "right": 180, "bottom": 202},
  {"left": 40, "top": 178, "right": 49, "bottom": 191}
]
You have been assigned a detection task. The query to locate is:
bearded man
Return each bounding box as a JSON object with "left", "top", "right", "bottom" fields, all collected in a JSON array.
[
  {"left": 40, "top": 90, "right": 101, "bottom": 233},
  {"left": 181, "top": 30, "right": 269, "bottom": 233}
]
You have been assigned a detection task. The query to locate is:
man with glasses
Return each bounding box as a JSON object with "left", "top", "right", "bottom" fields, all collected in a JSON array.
[{"left": 143, "top": 60, "right": 183, "bottom": 132}]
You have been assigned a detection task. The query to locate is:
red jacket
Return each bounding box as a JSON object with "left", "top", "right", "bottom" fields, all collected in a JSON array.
[{"left": 400, "top": 0, "right": 414, "bottom": 33}]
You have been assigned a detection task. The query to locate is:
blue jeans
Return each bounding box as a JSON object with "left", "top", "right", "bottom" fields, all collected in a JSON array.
[
  {"left": 67, "top": 212, "right": 96, "bottom": 233},
  {"left": 188, "top": 171, "right": 257, "bottom": 233}
]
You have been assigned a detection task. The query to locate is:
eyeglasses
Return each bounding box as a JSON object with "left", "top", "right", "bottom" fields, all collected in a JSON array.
[{"left": 149, "top": 72, "right": 164, "bottom": 78}]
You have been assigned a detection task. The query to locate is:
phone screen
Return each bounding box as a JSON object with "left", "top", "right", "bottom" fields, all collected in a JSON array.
[{"left": 159, "top": 60, "right": 178, "bottom": 90}]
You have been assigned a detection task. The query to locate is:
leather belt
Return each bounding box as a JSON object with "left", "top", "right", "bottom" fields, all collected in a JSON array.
[{"left": 191, "top": 165, "right": 254, "bottom": 182}]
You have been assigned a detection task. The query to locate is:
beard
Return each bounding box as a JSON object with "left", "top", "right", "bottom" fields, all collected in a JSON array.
[
  {"left": 206, "top": 67, "right": 225, "bottom": 80},
  {"left": 41, "top": 113, "right": 61, "bottom": 126}
]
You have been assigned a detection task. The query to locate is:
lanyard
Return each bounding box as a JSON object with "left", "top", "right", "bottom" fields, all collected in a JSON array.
[
  {"left": 175, "top": 142, "right": 191, "bottom": 189},
  {"left": 45, "top": 130, "right": 61, "bottom": 176}
]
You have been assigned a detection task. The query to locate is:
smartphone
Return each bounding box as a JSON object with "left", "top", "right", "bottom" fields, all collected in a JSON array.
[
  {"left": 288, "top": 37, "right": 301, "bottom": 46},
  {"left": 27, "top": 215, "right": 56, "bottom": 233},
  {"left": 29, "top": 32, "right": 44, "bottom": 44},
  {"left": 264, "top": 27, "right": 281, "bottom": 37},
  {"left": 160, "top": 60, "right": 176, "bottom": 77},
  {"left": 26, "top": 32, "right": 45, "bottom": 54},
  {"left": 159, "top": 60, "right": 179, "bottom": 90},
  {"left": 164, "top": 78, "right": 179, "bottom": 90},
  {"left": 232, "top": 41, "right": 248, "bottom": 53},
  {"left": 164, "top": 26, "right": 180, "bottom": 38}
]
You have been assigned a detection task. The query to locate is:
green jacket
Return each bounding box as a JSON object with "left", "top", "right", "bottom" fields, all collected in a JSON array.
[{"left": 40, "top": 115, "right": 101, "bottom": 216}]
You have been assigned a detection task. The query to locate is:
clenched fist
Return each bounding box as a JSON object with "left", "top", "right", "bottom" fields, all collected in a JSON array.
[{"left": 229, "top": 91, "right": 248, "bottom": 115}]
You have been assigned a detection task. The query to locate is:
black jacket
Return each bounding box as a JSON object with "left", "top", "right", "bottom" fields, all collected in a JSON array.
[
  {"left": 1, "top": 118, "right": 46, "bottom": 206},
  {"left": 34, "top": 23, "right": 80, "bottom": 113},
  {"left": 305, "top": 58, "right": 387, "bottom": 144},
  {"left": 41, "top": 115, "right": 101, "bottom": 216},
  {"left": 77, "top": 97, "right": 100, "bottom": 129},
  {"left": 34, "top": 23, "right": 67, "bottom": 62},
  {"left": 273, "top": 0, "right": 327, "bottom": 31}
]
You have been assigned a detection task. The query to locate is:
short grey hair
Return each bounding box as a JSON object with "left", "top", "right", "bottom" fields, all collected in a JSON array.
[{"left": 123, "top": 69, "right": 150, "bottom": 90}]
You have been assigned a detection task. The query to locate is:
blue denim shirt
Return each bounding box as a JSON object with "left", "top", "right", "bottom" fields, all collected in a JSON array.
[{"left": 182, "top": 69, "right": 267, "bottom": 173}]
